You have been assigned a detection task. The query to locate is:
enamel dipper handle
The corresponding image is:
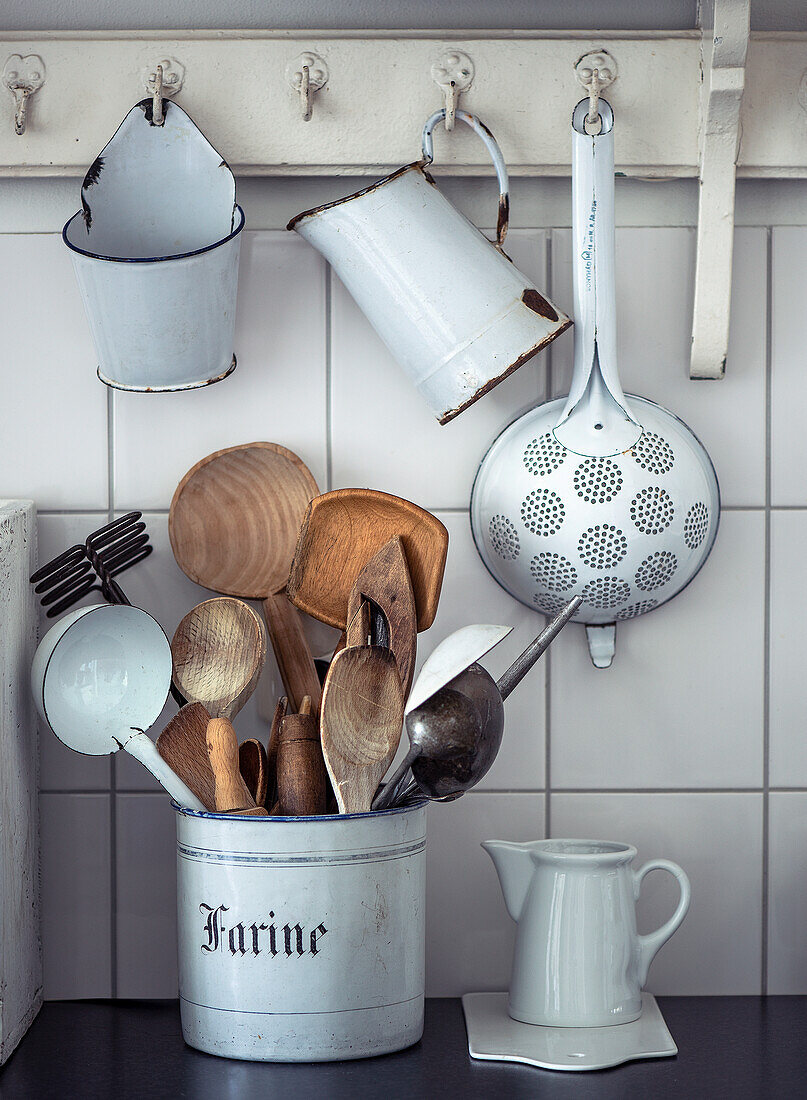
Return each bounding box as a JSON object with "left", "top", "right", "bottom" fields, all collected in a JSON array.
[{"left": 496, "top": 596, "right": 582, "bottom": 700}]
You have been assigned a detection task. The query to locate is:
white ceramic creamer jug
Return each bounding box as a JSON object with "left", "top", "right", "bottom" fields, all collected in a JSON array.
[
  {"left": 288, "top": 109, "right": 570, "bottom": 424},
  {"left": 483, "top": 839, "right": 690, "bottom": 1027}
]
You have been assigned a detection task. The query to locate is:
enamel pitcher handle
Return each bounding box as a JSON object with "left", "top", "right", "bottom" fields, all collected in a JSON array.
[
  {"left": 421, "top": 109, "right": 510, "bottom": 247},
  {"left": 633, "top": 858, "right": 691, "bottom": 987}
]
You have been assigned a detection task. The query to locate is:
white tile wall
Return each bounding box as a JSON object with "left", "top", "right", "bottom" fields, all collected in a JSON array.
[
  {"left": 767, "top": 793, "right": 807, "bottom": 993},
  {"left": 2, "top": 182, "right": 802, "bottom": 1000},
  {"left": 551, "top": 793, "right": 764, "bottom": 994}
]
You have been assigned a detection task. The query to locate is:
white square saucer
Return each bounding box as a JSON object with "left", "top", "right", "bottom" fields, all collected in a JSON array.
[{"left": 462, "top": 992, "right": 676, "bottom": 1072}]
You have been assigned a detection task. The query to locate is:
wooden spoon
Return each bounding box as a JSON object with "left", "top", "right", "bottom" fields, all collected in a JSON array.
[
  {"left": 156, "top": 701, "right": 215, "bottom": 810},
  {"left": 239, "top": 738, "right": 268, "bottom": 807},
  {"left": 172, "top": 597, "right": 266, "bottom": 721},
  {"left": 320, "top": 645, "right": 405, "bottom": 814},
  {"left": 276, "top": 696, "right": 328, "bottom": 816},
  {"left": 206, "top": 718, "right": 267, "bottom": 815},
  {"left": 169, "top": 442, "right": 322, "bottom": 714},
  {"left": 287, "top": 488, "right": 448, "bottom": 633},
  {"left": 346, "top": 537, "right": 417, "bottom": 698}
]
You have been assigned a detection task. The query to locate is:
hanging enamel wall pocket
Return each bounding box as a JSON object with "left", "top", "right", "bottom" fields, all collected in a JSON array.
[{"left": 63, "top": 97, "right": 243, "bottom": 392}]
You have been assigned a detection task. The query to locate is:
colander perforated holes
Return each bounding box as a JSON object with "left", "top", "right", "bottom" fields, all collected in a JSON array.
[
  {"left": 523, "top": 433, "right": 566, "bottom": 476},
  {"left": 578, "top": 525, "right": 628, "bottom": 570},
  {"left": 630, "top": 432, "right": 675, "bottom": 475},
  {"left": 684, "top": 502, "right": 709, "bottom": 550},
  {"left": 580, "top": 576, "right": 631, "bottom": 609},
  {"left": 573, "top": 458, "right": 624, "bottom": 503},
  {"left": 630, "top": 487, "right": 674, "bottom": 534},
  {"left": 532, "top": 592, "right": 569, "bottom": 615},
  {"left": 530, "top": 553, "right": 577, "bottom": 592},
  {"left": 488, "top": 515, "right": 520, "bottom": 560},
  {"left": 521, "top": 489, "right": 565, "bottom": 535},
  {"left": 616, "top": 599, "right": 659, "bottom": 621},
  {"left": 634, "top": 552, "right": 678, "bottom": 591}
]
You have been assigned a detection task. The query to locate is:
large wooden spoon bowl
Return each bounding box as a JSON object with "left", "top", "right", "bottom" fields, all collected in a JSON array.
[{"left": 169, "top": 442, "right": 322, "bottom": 712}]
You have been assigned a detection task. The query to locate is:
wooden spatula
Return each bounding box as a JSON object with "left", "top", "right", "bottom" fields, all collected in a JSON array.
[
  {"left": 320, "top": 646, "right": 405, "bottom": 814},
  {"left": 206, "top": 718, "right": 268, "bottom": 815},
  {"left": 156, "top": 701, "right": 215, "bottom": 810},
  {"left": 286, "top": 488, "right": 448, "bottom": 633},
  {"left": 346, "top": 537, "right": 417, "bottom": 698},
  {"left": 276, "top": 696, "right": 328, "bottom": 816},
  {"left": 169, "top": 443, "right": 322, "bottom": 714}
]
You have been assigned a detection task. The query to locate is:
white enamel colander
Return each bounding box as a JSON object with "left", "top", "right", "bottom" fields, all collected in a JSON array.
[{"left": 470, "top": 100, "right": 719, "bottom": 668}]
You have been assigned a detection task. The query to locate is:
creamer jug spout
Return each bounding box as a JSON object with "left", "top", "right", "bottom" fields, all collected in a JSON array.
[{"left": 481, "top": 840, "right": 534, "bottom": 922}]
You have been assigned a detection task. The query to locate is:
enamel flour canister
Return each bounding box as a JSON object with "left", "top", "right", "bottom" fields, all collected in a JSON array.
[{"left": 175, "top": 802, "right": 426, "bottom": 1061}]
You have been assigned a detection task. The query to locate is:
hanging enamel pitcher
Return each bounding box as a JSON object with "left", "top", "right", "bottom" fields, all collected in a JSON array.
[
  {"left": 471, "top": 100, "right": 720, "bottom": 668},
  {"left": 288, "top": 109, "right": 571, "bottom": 424},
  {"left": 63, "top": 97, "right": 244, "bottom": 391}
]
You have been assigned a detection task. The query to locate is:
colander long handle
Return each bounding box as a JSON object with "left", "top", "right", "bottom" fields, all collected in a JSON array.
[
  {"left": 496, "top": 596, "right": 581, "bottom": 700},
  {"left": 553, "top": 99, "right": 640, "bottom": 456}
]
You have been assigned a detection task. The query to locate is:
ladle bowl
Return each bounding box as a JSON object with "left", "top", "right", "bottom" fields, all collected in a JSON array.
[{"left": 33, "top": 603, "right": 172, "bottom": 754}]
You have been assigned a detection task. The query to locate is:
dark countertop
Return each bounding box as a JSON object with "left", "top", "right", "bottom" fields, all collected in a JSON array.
[{"left": 2, "top": 997, "right": 806, "bottom": 1099}]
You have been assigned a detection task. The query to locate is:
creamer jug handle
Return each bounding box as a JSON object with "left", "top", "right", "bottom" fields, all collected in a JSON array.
[
  {"left": 633, "top": 858, "right": 691, "bottom": 987},
  {"left": 421, "top": 109, "right": 510, "bottom": 248}
]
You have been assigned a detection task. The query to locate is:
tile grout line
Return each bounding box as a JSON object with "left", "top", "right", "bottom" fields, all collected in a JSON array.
[
  {"left": 761, "top": 226, "right": 773, "bottom": 996},
  {"left": 107, "top": 386, "right": 118, "bottom": 999},
  {"left": 43, "top": 503, "right": 807, "bottom": 516},
  {"left": 324, "top": 261, "right": 333, "bottom": 493},
  {"left": 544, "top": 228, "right": 553, "bottom": 840}
]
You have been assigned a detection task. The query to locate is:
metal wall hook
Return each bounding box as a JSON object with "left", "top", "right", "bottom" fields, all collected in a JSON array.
[
  {"left": 431, "top": 51, "right": 474, "bottom": 132},
  {"left": 144, "top": 57, "right": 184, "bottom": 126},
  {"left": 3, "top": 54, "right": 45, "bottom": 136},
  {"left": 574, "top": 50, "right": 617, "bottom": 133},
  {"left": 151, "top": 64, "right": 164, "bottom": 125},
  {"left": 286, "top": 52, "right": 329, "bottom": 121}
]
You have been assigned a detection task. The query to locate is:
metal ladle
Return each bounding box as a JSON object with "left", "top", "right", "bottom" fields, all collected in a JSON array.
[{"left": 372, "top": 597, "right": 581, "bottom": 810}]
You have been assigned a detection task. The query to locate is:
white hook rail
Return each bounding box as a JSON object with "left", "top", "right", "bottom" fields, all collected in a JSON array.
[{"left": 690, "top": 0, "right": 750, "bottom": 379}]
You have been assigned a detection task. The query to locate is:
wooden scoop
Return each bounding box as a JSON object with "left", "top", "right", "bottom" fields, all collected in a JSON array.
[
  {"left": 239, "top": 738, "right": 268, "bottom": 808},
  {"left": 156, "top": 701, "right": 215, "bottom": 810},
  {"left": 346, "top": 537, "right": 417, "bottom": 698},
  {"left": 287, "top": 489, "right": 448, "bottom": 633},
  {"left": 320, "top": 645, "right": 405, "bottom": 814},
  {"left": 276, "top": 696, "right": 328, "bottom": 816},
  {"left": 206, "top": 718, "right": 268, "bottom": 815},
  {"left": 169, "top": 442, "right": 322, "bottom": 714},
  {"left": 265, "top": 695, "right": 288, "bottom": 809}
]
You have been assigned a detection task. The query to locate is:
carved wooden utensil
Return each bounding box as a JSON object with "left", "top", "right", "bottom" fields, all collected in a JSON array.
[
  {"left": 287, "top": 488, "right": 448, "bottom": 633},
  {"left": 276, "top": 696, "right": 328, "bottom": 816},
  {"left": 171, "top": 596, "right": 266, "bottom": 721},
  {"left": 239, "top": 738, "right": 268, "bottom": 808},
  {"left": 169, "top": 442, "right": 322, "bottom": 714},
  {"left": 320, "top": 645, "right": 405, "bottom": 814},
  {"left": 265, "top": 695, "right": 288, "bottom": 809},
  {"left": 206, "top": 718, "right": 268, "bottom": 815},
  {"left": 156, "top": 701, "right": 215, "bottom": 810},
  {"left": 345, "top": 537, "right": 417, "bottom": 699}
]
